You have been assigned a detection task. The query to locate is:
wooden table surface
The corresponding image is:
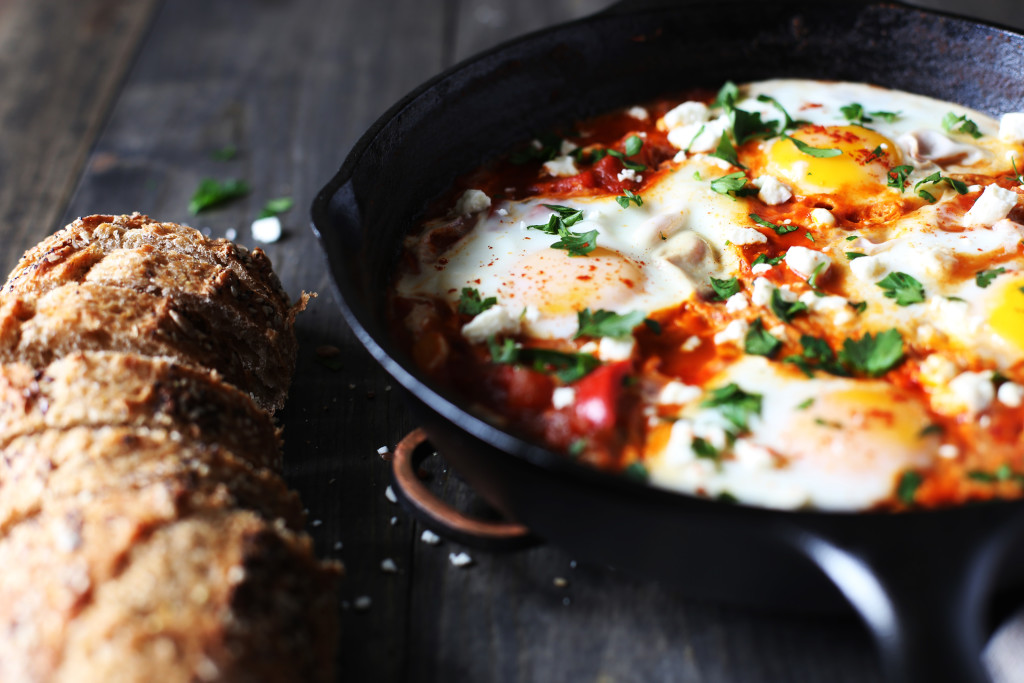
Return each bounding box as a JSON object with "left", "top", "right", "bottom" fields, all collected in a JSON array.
[{"left": 3, "top": 0, "right": 1024, "bottom": 681}]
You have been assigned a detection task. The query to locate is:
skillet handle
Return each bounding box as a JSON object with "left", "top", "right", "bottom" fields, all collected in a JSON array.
[
  {"left": 387, "top": 429, "right": 540, "bottom": 551},
  {"left": 788, "top": 508, "right": 1024, "bottom": 683}
]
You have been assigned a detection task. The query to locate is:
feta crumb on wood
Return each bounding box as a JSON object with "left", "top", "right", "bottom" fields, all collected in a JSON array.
[
  {"left": 385, "top": 485, "right": 398, "bottom": 504},
  {"left": 251, "top": 215, "right": 282, "bottom": 243},
  {"left": 963, "top": 184, "right": 1018, "bottom": 227},
  {"left": 449, "top": 552, "right": 473, "bottom": 567},
  {"left": 380, "top": 558, "right": 398, "bottom": 573},
  {"left": 454, "top": 189, "right": 491, "bottom": 215},
  {"left": 421, "top": 530, "right": 442, "bottom": 545}
]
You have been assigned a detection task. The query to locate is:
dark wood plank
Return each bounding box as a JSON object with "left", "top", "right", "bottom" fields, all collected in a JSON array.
[{"left": 0, "top": 0, "right": 159, "bottom": 275}]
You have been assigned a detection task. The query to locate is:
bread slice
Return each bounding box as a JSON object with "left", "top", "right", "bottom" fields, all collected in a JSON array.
[
  {"left": 0, "top": 214, "right": 305, "bottom": 412},
  {"left": 54, "top": 511, "right": 339, "bottom": 683},
  {"left": 0, "top": 352, "right": 281, "bottom": 467},
  {"left": 0, "top": 509, "right": 339, "bottom": 683},
  {"left": 0, "top": 426, "right": 304, "bottom": 536},
  {"left": 0, "top": 280, "right": 295, "bottom": 412}
]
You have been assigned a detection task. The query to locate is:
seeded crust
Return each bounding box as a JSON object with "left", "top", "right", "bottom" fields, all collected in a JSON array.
[
  {"left": 0, "top": 214, "right": 307, "bottom": 413},
  {"left": 0, "top": 351, "right": 282, "bottom": 467},
  {"left": 0, "top": 426, "right": 303, "bottom": 536},
  {"left": 0, "top": 510, "right": 338, "bottom": 683},
  {"left": 0, "top": 217, "right": 338, "bottom": 681}
]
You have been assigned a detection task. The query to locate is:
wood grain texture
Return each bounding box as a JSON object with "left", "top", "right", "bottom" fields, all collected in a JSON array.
[
  {"left": 0, "top": 0, "right": 159, "bottom": 275},
  {"left": 3, "top": 0, "right": 1024, "bottom": 681}
]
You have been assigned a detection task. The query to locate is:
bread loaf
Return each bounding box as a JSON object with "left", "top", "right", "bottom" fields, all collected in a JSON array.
[{"left": 0, "top": 215, "right": 339, "bottom": 682}]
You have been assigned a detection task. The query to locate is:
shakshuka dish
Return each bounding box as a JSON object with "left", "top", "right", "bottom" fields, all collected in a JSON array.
[{"left": 390, "top": 80, "right": 1024, "bottom": 511}]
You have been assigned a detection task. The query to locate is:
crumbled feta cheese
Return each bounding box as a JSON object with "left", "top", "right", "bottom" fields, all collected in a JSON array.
[
  {"left": 681, "top": 335, "right": 701, "bottom": 352},
  {"left": 667, "top": 115, "right": 729, "bottom": 153},
  {"left": 421, "top": 530, "right": 442, "bottom": 545},
  {"left": 722, "top": 224, "right": 768, "bottom": 245},
  {"left": 542, "top": 155, "right": 579, "bottom": 178},
  {"left": 692, "top": 412, "right": 731, "bottom": 450},
  {"left": 224, "top": 227, "right": 238, "bottom": 240},
  {"left": 560, "top": 139, "right": 579, "bottom": 155},
  {"left": 617, "top": 168, "right": 639, "bottom": 183},
  {"left": 449, "top": 552, "right": 473, "bottom": 567},
  {"left": 948, "top": 370, "right": 995, "bottom": 415},
  {"left": 377, "top": 445, "right": 390, "bottom": 456},
  {"left": 968, "top": 185, "right": 983, "bottom": 194},
  {"left": 713, "top": 319, "right": 749, "bottom": 346},
  {"left": 658, "top": 381, "right": 702, "bottom": 405},
  {"left": 385, "top": 485, "right": 398, "bottom": 504},
  {"left": 784, "top": 246, "right": 831, "bottom": 280},
  {"left": 627, "top": 106, "right": 650, "bottom": 121},
  {"left": 725, "top": 292, "right": 750, "bottom": 313},
  {"left": 809, "top": 208, "right": 836, "bottom": 227},
  {"left": 579, "top": 340, "right": 599, "bottom": 354},
  {"left": 381, "top": 558, "right": 398, "bottom": 573},
  {"left": 920, "top": 354, "right": 959, "bottom": 386},
  {"left": 938, "top": 444, "right": 960, "bottom": 459},
  {"left": 797, "top": 292, "right": 853, "bottom": 324},
  {"left": 496, "top": 208, "right": 509, "bottom": 216},
  {"left": 662, "top": 101, "right": 709, "bottom": 129},
  {"left": 998, "top": 381, "right": 1024, "bottom": 408},
  {"left": 454, "top": 189, "right": 491, "bottom": 215},
  {"left": 733, "top": 438, "right": 773, "bottom": 469},
  {"left": 753, "top": 175, "right": 792, "bottom": 205},
  {"left": 751, "top": 262, "right": 773, "bottom": 275},
  {"left": 461, "top": 305, "right": 521, "bottom": 344},
  {"left": 354, "top": 596, "right": 372, "bottom": 611},
  {"left": 999, "top": 113, "right": 1024, "bottom": 143},
  {"left": 849, "top": 253, "right": 888, "bottom": 282},
  {"left": 251, "top": 216, "right": 282, "bottom": 243},
  {"left": 551, "top": 387, "right": 577, "bottom": 409},
  {"left": 751, "top": 277, "right": 777, "bottom": 307},
  {"left": 598, "top": 336, "right": 636, "bottom": 361},
  {"left": 963, "top": 184, "right": 1018, "bottom": 227}
]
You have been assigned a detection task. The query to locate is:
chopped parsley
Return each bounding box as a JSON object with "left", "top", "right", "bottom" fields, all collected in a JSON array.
[
  {"left": 575, "top": 309, "right": 647, "bottom": 339},
  {"left": 752, "top": 253, "right": 784, "bottom": 267},
  {"left": 258, "top": 197, "right": 294, "bottom": 219},
  {"left": 623, "top": 461, "right": 649, "bottom": 481},
  {"left": 713, "top": 81, "right": 739, "bottom": 112},
  {"left": 913, "top": 171, "right": 969, "bottom": 200},
  {"left": 887, "top": 165, "right": 914, "bottom": 191},
  {"left": 876, "top": 271, "right": 925, "bottom": 306},
  {"left": 918, "top": 424, "right": 944, "bottom": 438},
  {"left": 488, "top": 337, "right": 600, "bottom": 383},
  {"left": 692, "top": 437, "right": 720, "bottom": 461},
  {"left": 709, "top": 276, "right": 740, "bottom": 301},
  {"left": 845, "top": 235, "right": 860, "bottom": 242},
  {"left": 701, "top": 383, "right": 763, "bottom": 432},
  {"left": 796, "top": 397, "right": 815, "bottom": 410},
  {"left": 838, "top": 328, "right": 905, "bottom": 377},
  {"left": 710, "top": 132, "right": 742, "bottom": 167},
  {"left": 616, "top": 189, "right": 644, "bottom": 209},
  {"left": 211, "top": 145, "right": 238, "bottom": 161},
  {"left": 750, "top": 213, "right": 797, "bottom": 235},
  {"left": 685, "top": 125, "right": 706, "bottom": 153},
  {"left": 527, "top": 204, "right": 597, "bottom": 256},
  {"left": 458, "top": 287, "right": 497, "bottom": 316},
  {"left": 624, "top": 135, "right": 644, "bottom": 157},
  {"left": 897, "top": 470, "right": 923, "bottom": 505},
  {"left": 845, "top": 251, "right": 867, "bottom": 260},
  {"left": 807, "top": 261, "right": 826, "bottom": 290},
  {"left": 840, "top": 102, "right": 901, "bottom": 125},
  {"left": 942, "top": 111, "right": 983, "bottom": 139},
  {"left": 510, "top": 133, "right": 562, "bottom": 164},
  {"left": 770, "top": 288, "right": 808, "bottom": 323},
  {"left": 976, "top": 267, "right": 1006, "bottom": 288},
  {"left": 1008, "top": 157, "right": 1024, "bottom": 185},
  {"left": 710, "top": 171, "right": 757, "bottom": 199},
  {"left": 782, "top": 134, "right": 842, "bottom": 158},
  {"left": 784, "top": 334, "right": 848, "bottom": 378},
  {"left": 744, "top": 318, "right": 782, "bottom": 358},
  {"left": 756, "top": 94, "right": 802, "bottom": 131},
  {"left": 731, "top": 108, "right": 776, "bottom": 145},
  {"left": 189, "top": 178, "right": 250, "bottom": 214},
  {"left": 606, "top": 148, "right": 647, "bottom": 171}
]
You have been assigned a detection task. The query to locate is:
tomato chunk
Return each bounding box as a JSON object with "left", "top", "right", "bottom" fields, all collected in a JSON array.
[{"left": 573, "top": 360, "right": 632, "bottom": 432}]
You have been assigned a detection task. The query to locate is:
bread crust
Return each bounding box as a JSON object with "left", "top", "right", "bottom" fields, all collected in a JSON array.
[
  {"left": 0, "top": 352, "right": 282, "bottom": 467},
  {"left": 0, "top": 214, "right": 304, "bottom": 412}
]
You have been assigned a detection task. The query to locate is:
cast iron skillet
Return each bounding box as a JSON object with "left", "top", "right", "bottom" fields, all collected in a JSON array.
[{"left": 312, "top": 2, "right": 1024, "bottom": 680}]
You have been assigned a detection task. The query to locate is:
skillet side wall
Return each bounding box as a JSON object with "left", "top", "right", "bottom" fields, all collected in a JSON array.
[{"left": 317, "top": 1, "right": 1024, "bottom": 610}]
